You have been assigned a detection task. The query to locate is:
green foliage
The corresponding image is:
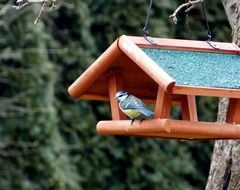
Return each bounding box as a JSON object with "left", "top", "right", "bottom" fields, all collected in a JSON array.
[
  {"left": 0, "top": 11, "right": 79, "bottom": 190},
  {"left": 0, "top": 0, "right": 231, "bottom": 189}
]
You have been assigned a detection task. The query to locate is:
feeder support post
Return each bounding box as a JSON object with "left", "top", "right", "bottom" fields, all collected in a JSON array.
[
  {"left": 155, "top": 86, "right": 172, "bottom": 118},
  {"left": 226, "top": 98, "right": 240, "bottom": 124},
  {"left": 181, "top": 95, "right": 198, "bottom": 121},
  {"left": 108, "top": 72, "right": 127, "bottom": 120}
]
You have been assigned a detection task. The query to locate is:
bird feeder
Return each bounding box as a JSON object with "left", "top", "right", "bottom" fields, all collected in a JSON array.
[{"left": 68, "top": 35, "right": 240, "bottom": 140}]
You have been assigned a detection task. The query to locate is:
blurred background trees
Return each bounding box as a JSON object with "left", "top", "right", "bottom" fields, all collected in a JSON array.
[{"left": 0, "top": 0, "right": 232, "bottom": 189}]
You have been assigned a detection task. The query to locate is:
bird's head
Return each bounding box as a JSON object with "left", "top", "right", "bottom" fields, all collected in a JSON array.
[{"left": 115, "top": 91, "right": 129, "bottom": 102}]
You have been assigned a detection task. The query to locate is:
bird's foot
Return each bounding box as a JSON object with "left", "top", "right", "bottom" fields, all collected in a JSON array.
[{"left": 131, "top": 119, "right": 135, "bottom": 125}]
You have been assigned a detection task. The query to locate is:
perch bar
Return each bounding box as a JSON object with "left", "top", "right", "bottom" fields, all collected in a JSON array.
[{"left": 97, "top": 119, "right": 240, "bottom": 140}]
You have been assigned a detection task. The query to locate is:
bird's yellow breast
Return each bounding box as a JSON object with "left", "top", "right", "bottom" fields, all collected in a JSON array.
[{"left": 122, "top": 109, "right": 141, "bottom": 119}]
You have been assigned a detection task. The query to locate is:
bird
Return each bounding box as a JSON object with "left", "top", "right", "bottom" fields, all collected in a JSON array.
[{"left": 115, "top": 91, "right": 154, "bottom": 124}]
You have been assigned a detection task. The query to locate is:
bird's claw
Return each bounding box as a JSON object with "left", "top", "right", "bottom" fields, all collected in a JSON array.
[{"left": 131, "top": 119, "right": 135, "bottom": 125}]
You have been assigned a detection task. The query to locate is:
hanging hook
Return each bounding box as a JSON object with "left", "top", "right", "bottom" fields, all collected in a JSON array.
[
  {"left": 201, "top": 1, "right": 219, "bottom": 49},
  {"left": 142, "top": 0, "right": 157, "bottom": 45}
]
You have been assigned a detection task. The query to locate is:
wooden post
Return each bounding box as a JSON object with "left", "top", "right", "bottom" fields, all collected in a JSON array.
[
  {"left": 226, "top": 98, "right": 240, "bottom": 124},
  {"left": 154, "top": 86, "right": 172, "bottom": 118},
  {"left": 181, "top": 95, "right": 198, "bottom": 121},
  {"left": 108, "top": 72, "right": 127, "bottom": 120}
]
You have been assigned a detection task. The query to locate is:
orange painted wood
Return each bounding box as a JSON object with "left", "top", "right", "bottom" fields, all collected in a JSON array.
[
  {"left": 125, "top": 133, "right": 226, "bottom": 140},
  {"left": 173, "top": 85, "right": 240, "bottom": 98},
  {"left": 68, "top": 40, "right": 123, "bottom": 98},
  {"left": 108, "top": 73, "right": 127, "bottom": 120},
  {"left": 68, "top": 35, "right": 240, "bottom": 102},
  {"left": 118, "top": 35, "right": 176, "bottom": 92},
  {"left": 80, "top": 94, "right": 157, "bottom": 104},
  {"left": 187, "top": 95, "right": 198, "bottom": 121},
  {"left": 80, "top": 94, "right": 109, "bottom": 101},
  {"left": 96, "top": 119, "right": 240, "bottom": 140},
  {"left": 181, "top": 95, "right": 198, "bottom": 121},
  {"left": 124, "top": 132, "right": 235, "bottom": 140},
  {"left": 227, "top": 98, "right": 240, "bottom": 124},
  {"left": 154, "top": 87, "right": 172, "bottom": 118},
  {"left": 80, "top": 94, "right": 185, "bottom": 107},
  {"left": 69, "top": 35, "right": 240, "bottom": 101},
  {"left": 127, "top": 36, "right": 240, "bottom": 54}
]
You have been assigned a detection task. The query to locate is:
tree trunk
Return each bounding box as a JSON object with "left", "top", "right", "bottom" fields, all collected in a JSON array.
[
  {"left": 205, "top": 1, "right": 240, "bottom": 190},
  {"left": 222, "top": 0, "right": 239, "bottom": 29}
]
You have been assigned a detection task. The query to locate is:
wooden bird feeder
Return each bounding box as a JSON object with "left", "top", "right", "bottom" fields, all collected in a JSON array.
[{"left": 68, "top": 35, "right": 240, "bottom": 140}]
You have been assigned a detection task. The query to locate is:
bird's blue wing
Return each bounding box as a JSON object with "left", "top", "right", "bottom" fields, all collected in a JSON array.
[
  {"left": 120, "top": 95, "right": 154, "bottom": 118},
  {"left": 121, "top": 95, "right": 145, "bottom": 109},
  {"left": 138, "top": 107, "right": 154, "bottom": 118}
]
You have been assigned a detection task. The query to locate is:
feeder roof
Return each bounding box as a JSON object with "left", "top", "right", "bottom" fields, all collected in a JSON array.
[
  {"left": 143, "top": 48, "right": 240, "bottom": 89},
  {"left": 68, "top": 35, "right": 240, "bottom": 101}
]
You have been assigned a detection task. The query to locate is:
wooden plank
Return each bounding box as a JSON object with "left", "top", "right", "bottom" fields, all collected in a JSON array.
[
  {"left": 127, "top": 36, "right": 240, "bottom": 54},
  {"left": 173, "top": 85, "right": 240, "bottom": 98},
  {"left": 227, "top": 98, "right": 240, "bottom": 124},
  {"left": 79, "top": 85, "right": 240, "bottom": 103},
  {"left": 80, "top": 94, "right": 183, "bottom": 107},
  {"left": 114, "top": 133, "right": 240, "bottom": 140},
  {"left": 96, "top": 119, "right": 240, "bottom": 140},
  {"left": 122, "top": 133, "right": 235, "bottom": 140},
  {"left": 125, "top": 133, "right": 235, "bottom": 140},
  {"left": 108, "top": 73, "right": 127, "bottom": 120},
  {"left": 68, "top": 40, "right": 123, "bottom": 98},
  {"left": 154, "top": 87, "right": 172, "bottom": 118},
  {"left": 180, "top": 95, "right": 198, "bottom": 121},
  {"left": 69, "top": 35, "right": 240, "bottom": 100},
  {"left": 118, "top": 35, "right": 176, "bottom": 92}
]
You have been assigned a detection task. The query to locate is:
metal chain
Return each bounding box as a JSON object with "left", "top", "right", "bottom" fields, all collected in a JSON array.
[
  {"left": 143, "top": 0, "right": 153, "bottom": 37},
  {"left": 201, "top": 1, "right": 212, "bottom": 41},
  {"left": 201, "top": 1, "right": 220, "bottom": 49},
  {"left": 142, "top": 0, "right": 157, "bottom": 45}
]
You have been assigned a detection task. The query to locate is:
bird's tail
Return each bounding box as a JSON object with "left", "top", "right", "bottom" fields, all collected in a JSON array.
[{"left": 139, "top": 108, "right": 154, "bottom": 118}]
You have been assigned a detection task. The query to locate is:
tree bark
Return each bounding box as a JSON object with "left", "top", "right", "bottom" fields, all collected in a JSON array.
[
  {"left": 205, "top": 1, "right": 240, "bottom": 190},
  {"left": 222, "top": 0, "right": 239, "bottom": 29}
]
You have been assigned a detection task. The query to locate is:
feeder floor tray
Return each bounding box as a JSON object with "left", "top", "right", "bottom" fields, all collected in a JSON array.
[{"left": 97, "top": 119, "right": 240, "bottom": 140}]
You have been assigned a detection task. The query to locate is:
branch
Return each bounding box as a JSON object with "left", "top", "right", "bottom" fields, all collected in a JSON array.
[
  {"left": 169, "top": 0, "right": 204, "bottom": 24},
  {"left": 12, "top": 0, "right": 62, "bottom": 24},
  {"left": 34, "top": 0, "right": 47, "bottom": 25},
  {"left": 13, "top": 0, "right": 61, "bottom": 11},
  {"left": 12, "top": 0, "right": 45, "bottom": 10}
]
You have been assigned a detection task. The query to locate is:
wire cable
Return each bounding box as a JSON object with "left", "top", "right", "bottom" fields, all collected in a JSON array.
[
  {"left": 201, "top": 1, "right": 220, "bottom": 49},
  {"left": 201, "top": 1, "right": 212, "bottom": 41},
  {"left": 143, "top": 0, "right": 153, "bottom": 37}
]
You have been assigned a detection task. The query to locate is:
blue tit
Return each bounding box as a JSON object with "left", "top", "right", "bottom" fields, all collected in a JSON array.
[{"left": 115, "top": 91, "right": 154, "bottom": 124}]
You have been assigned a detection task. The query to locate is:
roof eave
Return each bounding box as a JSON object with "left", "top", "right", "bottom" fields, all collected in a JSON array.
[
  {"left": 118, "top": 35, "right": 176, "bottom": 92},
  {"left": 68, "top": 39, "right": 123, "bottom": 99},
  {"left": 127, "top": 36, "right": 240, "bottom": 54}
]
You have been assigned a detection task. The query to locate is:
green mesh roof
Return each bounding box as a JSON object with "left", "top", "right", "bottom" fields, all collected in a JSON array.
[{"left": 142, "top": 48, "right": 240, "bottom": 89}]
